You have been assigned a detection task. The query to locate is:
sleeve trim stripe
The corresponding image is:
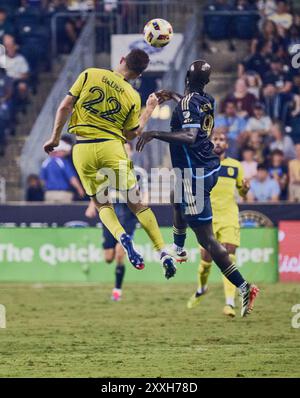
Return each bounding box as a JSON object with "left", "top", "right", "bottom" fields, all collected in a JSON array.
[
  {"left": 127, "top": 125, "right": 139, "bottom": 132},
  {"left": 181, "top": 93, "right": 194, "bottom": 111},
  {"left": 68, "top": 91, "right": 78, "bottom": 98},
  {"left": 182, "top": 124, "right": 201, "bottom": 128},
  {"left": 82, "top": 71, "right": 88, "bottom": 88}
]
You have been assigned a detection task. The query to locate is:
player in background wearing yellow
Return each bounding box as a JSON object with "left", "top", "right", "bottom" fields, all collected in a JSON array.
[
  {"left": 187, "top": 130, "right": 250, "bottom": 316},
  {"left": 43, "top": 49, "right": 176, "bottom": 279}
]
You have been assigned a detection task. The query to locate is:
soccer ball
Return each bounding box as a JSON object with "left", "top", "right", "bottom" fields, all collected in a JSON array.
[{"left": 143, "top": 18, "right": 173, "bottom": 48}]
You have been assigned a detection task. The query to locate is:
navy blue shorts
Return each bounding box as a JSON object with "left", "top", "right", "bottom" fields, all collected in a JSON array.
[
  {"left": 102, "top": 203, "right": 137, "bottom": 250},
  {"left": 179, "top": 167, "right": 220, "bottom": 227}
]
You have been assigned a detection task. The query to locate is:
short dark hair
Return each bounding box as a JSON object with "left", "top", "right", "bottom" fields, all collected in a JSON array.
[
  {"left": 271, "top": 149, "right": 284, "bottom": 157},
  {"left": 272, "top": 119, "right": 284, "bottom": 133},
  {"left": 225, "top": 100, "right": 236, "bottom": 107},
  {"left": 125, "top": 49, "right": 150, "bottom": 75},
  {"left": 243, "top": 146, "right": 254, "bottom": 153},
  {"left": 257, "top": 163, "right": 268, "bottom": 172},
  {"left": 26, "top": 174, "right": 40, "bottom": 183}
]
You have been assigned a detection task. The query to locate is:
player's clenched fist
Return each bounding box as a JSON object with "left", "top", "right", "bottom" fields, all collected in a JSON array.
[
  {"left": 43, "top": 138, "right": 59, "bottom": 154},
  {"left": 146, "top": 93, "right": 159, "bottom": 110},
  {"left": 240, "top": 178, "right": 250, "bottom": 199}
]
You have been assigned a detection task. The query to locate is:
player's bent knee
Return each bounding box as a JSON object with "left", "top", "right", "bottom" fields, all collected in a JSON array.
[
  {"left": 104, "top": 249, "right": 115, "bottom": 263},
  {"left": 128, "top": 201, "right": 148, "bottom": 215}
]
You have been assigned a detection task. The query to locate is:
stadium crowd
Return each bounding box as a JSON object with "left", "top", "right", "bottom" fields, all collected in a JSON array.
[
  {"left": 1, "top": 0, "right": 299, "bottom": 203},
  {"left": 206, "top": 0, "right": 300, "bottom": 201},
  {"left": 0, "top": 0, "right": 92, "bottom": 156}
]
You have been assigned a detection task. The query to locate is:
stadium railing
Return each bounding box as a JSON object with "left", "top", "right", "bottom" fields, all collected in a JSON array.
[
  {"left": 19, "top": 14, "right": 96, "bottom": 189},
  {"left": 50, "top": 0, "right": 198, "bottom": 56},
  {"left": 51, "top": 10, "right": 92, "bottom": 56}
]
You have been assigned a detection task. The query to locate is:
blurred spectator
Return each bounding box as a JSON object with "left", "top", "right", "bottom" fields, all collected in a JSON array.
[
  {"left": 268, "top": 0, "right": 293, "bottom": 31},
  {"left": 244, "top": 71, "right": 262, "bottom": 98},
  {"left": 51, "top": 0, "right": 85, "bottom": 53},
  {"left": 263, "top": 56, "right": 293, "bottom": 94},
  {"left": 214, "top": 100, "right": 247, "bottom": 157},
  {"left": 0, "top": 120, "right": 5, "bottom": 155},
  {"left": 261, "top": 82, "right": 299, "bottom": 122},
  {"left": 222, "top": 78, "right": 257, "bottom": 117},
  {"left": 0, "top": 67, "right": 13, "bottom": 123},
  {"left": 284, "top": 24, "right": 300, "bottom": 56},
  {"left": 269, "top": 120, "right": 296, "bottom": 159},
  {"left": 215, "top": 101, "right": 247, "bottom": 139},
  {"left": 241, "top": 146, "right": 258, "bottom": 179},
  {"left": 247, "top": 163, "right": 280, "bottom": 201},
  {"left": 245, "top": 102, "right": 272, "bottom": 134},
  {"left": 214, "top": 100, "right": 246, "bottom": 158},
  {"left": 40, "top": 140, "right": 85, "bottom": 203},
  {"left": 26, "top": 174, "right": 44, "bottom": 201},
  {"left": 247, "top": 130, "right": 268, "bottom": 163},
  {"left": 60, "top": 133, "right": 87, "bottom": 201},
  {"left": 0, "top": 8, "right": 15, "bottom": 43},
  {"left": 251, "top": 19, "right": 284, "bottom": 56},
  {"left": 0, "top": 35, "right": 30, "bottom": 111},
  {"left": 256, "top": 0, "right": 277, "bottom": 18},
  {"left": 239, "top": 40, "right": 272, "bottom": 79},
  {"left": 288, "top": 143, "right": 300, "bottom": 201},
  {"left": 268, "top": 149, "right": 288, "bottom": 199}
]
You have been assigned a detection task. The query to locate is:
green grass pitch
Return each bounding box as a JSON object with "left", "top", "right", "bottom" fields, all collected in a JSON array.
[{"left": 0, "top": 282, "right": 299, "bottom": 377}]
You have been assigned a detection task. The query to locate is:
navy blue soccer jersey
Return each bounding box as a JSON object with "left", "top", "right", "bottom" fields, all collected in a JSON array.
[{"left": 170, "top": 91, "right": 220, "bottom": 172}]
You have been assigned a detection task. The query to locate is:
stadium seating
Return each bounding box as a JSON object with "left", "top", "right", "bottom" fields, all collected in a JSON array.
[{"left": 205, "top": 0, "right": 300, "bottom": 202}]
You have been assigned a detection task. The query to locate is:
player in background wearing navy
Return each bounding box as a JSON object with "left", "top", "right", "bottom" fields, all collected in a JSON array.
[{"left": 137, "top": 60, "right": 259, "bottom": 317}]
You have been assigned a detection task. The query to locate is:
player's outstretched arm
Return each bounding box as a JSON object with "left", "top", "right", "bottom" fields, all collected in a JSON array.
[
  {"left": 156, "top": 89, "right": 183, "bottom": 104},
  {"left": 136, "top": 127, "right": 198, "bottom": 152},
  {"left": 43, "top": 95, "right": 76, "bottom": 154},
  {"left": 124, "top": 93, "right": 159, "bottom": 140}
]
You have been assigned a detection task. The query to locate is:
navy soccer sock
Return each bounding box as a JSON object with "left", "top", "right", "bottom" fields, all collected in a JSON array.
[
  {"left": 115, "top": 264, "right": 125, "bottom": 289},
  {"left": 173, "top": 226, "right": 187, "bottom": 249}
]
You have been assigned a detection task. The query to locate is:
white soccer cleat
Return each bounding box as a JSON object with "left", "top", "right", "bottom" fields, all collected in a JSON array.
[{"left": 240, "top": 284, "right": 260, "bottom": 317}]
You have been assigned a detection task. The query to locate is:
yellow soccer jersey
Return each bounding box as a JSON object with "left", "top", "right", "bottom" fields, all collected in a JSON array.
[
  {"left": 211, "top": 157, "right": 244, "bottom": 227},
  {"left": 68, "top": 68, "right": 141, "bottom": 141}
]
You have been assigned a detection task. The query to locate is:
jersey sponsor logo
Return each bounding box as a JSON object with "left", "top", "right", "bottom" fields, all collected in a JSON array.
[
  {"left": 227, "top": 167, "right": 235, "bottom": 177},
  {"left": 200, "top": 103, "right": 213, "bottom": 112}
]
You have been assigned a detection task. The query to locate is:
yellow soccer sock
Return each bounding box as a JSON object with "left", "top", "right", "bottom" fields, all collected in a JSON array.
[
  {"left": 136, "top": 207, "right": 165, "bottom": 252},
  {"left": 197, "top": 259, "right": 212, "bottom": 292},
  {"left": 98, "top": 205, "right": 125, "bottom": 241},
  {"left": 223, "top": 253, "right": 236, "bottom": 307}
]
